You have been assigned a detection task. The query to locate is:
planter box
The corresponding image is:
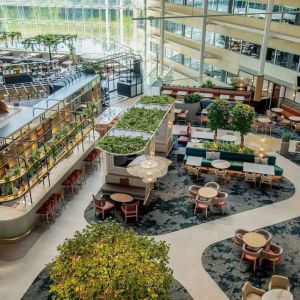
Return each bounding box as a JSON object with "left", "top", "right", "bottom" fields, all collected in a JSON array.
[
  {"left": 280, "top": 141, "right": 290, "bottom": 156},
  {"left": 175, "top": 101, "right": 201, "bottom": 122}
]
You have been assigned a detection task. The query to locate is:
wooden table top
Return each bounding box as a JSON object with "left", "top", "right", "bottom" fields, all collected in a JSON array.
[
  {"left": 174, "top": 108, "right": 183, "bottom": 114},
  {"left": 198, "top": 187, "right": 218, "bottom": 199},
  {"left": 262, "top": 289, "right": 293, "bottom": 300},
  {"left": 243, "top": 232, "right": 267, "bottom": 248},
  {"left": 186, "top": 156, "right": 203, "bottom": 167},
  {"left": 110, "top": 193, "right": 133, "bottom": 203},
  {"left": 271, "top": 107, "right": 284, "bottom": 113},
  {"left": 243, "top": 162, "right": 275, "bottom": 176},
  {"left": 289, "top": 116, "right": 300, "bottom": 122},
  {"left": 257, "top": 117, "right": 271, "bottom": 123}
]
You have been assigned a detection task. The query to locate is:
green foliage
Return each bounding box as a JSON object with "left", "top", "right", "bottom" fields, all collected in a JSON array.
[
  {"left": 13, "top": 166, "right": 21, "bottom": 176},
  {"left": 98, "top": 136, "right": 147, "bottom": 154},
  {"left": 139, "top": 95, "right": 174, "bottom": 105},
  {"left": 231, "top": 103, "right": 255, "bottom": 146},
  {"left": 0, "top": 31, "right": 21, "bottom": 42},
  {"left": 203, "top": 141, "right": 254, "bottom": 154},
  {"left": 201, "top": 80, "right": 216, "bottom": 88},
  {"left": 184, "top": 94, "right": 203, "bottom": 104},
  {"left": 49, "top": 221, "right": 173, "bottom": 300},
  {"left": 207, "top": 99, "right": 230, "bottom": 140},
  {"left": 116, "top": 107, "right": 165, "bottom": 132},
  {"left": 282, "top": 132, "right": 292, "bottom": 142},
  {"left": 82, "top": 61, "right": 101, "bottom": 74}
]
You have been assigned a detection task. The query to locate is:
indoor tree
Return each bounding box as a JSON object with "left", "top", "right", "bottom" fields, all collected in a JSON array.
[
  {"left": 22, "top": 34, "right": 77, "bottom": 61},
  {"left": 206, "top": 99, "right": 230, "bottom": 141},
  {"left": 0, "top": 31, "right": 22, "bottom": 44},
  {"left": 231, "top": 103, "right": 255, "bottom": 147},
  {"left": 49, "top": 221, "right": 173, "bottom": 300}
]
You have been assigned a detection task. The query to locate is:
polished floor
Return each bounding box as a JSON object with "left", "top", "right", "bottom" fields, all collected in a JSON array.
[{"left": 0, "top": 100, "right": 300, "bottom": 300}]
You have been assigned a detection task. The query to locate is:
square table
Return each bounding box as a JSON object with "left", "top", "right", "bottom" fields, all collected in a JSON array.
[
  {"left": 243, "top": 162, "right": 275, "bottom": 176},
  {"left": 191, "top": 131, "right": 214, "bottom": 140},
  {"left": 162, "top": 90, "right": 172, "bottom": 95},
  {"left": 186, "top": 156, "right": 203, "bottom": 167},
  {"left": 177, "top": 91, "right": 187, "bottom": 96}
]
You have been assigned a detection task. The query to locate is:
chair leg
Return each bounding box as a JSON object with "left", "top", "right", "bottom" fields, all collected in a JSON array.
[
  {"left": 253, "top": 260, "right": 256, "bottom": 272},
  {"left": 205, "top": 208, "right": 208, "bottom": 219},
  {"left": 273, "top": 262, "right": 275, "bottom": 273}
]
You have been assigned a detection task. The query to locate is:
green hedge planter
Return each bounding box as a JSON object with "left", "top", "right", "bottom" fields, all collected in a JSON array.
[
  {"left": 203, "top": 141, "right": 254, "bottom": 154},
  {"left": 140, "top": 95, "right": 174, "bottom": 105}
]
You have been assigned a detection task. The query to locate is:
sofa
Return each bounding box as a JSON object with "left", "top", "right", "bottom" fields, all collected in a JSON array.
[{"left": 183, "top": 147, "right": 283, "bottom": 176}]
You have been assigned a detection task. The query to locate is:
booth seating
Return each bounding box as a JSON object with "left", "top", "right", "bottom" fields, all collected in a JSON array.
[
  {"left": 280, "top": 103, "right": 300, "bottom": 118},
  {"left": 100, "top": 174, "right": 146, "bottom": 201},
  {"left": 183, "top": 147, "right": 283, "bottom": 176}
]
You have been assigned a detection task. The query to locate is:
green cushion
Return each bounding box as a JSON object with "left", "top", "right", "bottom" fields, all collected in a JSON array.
[
  {"left": 275, "top": 166, "right": 283, "bottom": 176},
  {"left": 201, "top": 158, "right": 212, "bottom": 167},
  {"left": 228, "top": 160, "right": 244, "bottom": 171}
]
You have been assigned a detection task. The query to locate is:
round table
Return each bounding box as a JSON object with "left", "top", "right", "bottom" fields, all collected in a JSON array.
[
  {"left": 243, "top": 232, "right": 267, "bottom": 248},
  {"left": 198, "top": 187, "right": 218, "bottom": 199},
  {"left": 257, "top": 117, "right": 271, "bottom": 124},
  {"left": 211, "top": 159, "right": 231, "bottom": 170},
  {"left": 271, "top": 108, "right": 283, "bottom": 114},
  {"left": 289, "top": 116, "right": 300, "bottom": 123},
  {"left": 262, "top": 289, "right": 293, "bottom": 300},
  {"left": 110, "top": 193, "right": 133, "bottom": 203},
  {"left": 220, "top": 135, "right": 238, "bottom": 143}
]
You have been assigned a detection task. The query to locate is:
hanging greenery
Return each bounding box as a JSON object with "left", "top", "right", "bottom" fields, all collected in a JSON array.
[
  {"left": 22, "top": 34, "right": 77, "bottom": 60},
  {"left": 49, "top": 221, "right": 173, "bottom": 300},
  {"left": 0, "top": 31, "right": 22, "bottom": 43}
]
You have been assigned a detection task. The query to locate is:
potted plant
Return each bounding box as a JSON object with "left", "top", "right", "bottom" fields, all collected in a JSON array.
[
  {"left": 13, "top": 166, "right": 21, "bottom": 177},
  {"left": 3, "top": 174, "right": 14, "bottom": 196},
  {"left": 231, "top": 103, "right": 255, "bottom": 147},
  {"left": 280, "top": 132, "right": 292, "bottom": 156},
  {"left": 207, "top": 99, "right": 230, "bottom": 141}
]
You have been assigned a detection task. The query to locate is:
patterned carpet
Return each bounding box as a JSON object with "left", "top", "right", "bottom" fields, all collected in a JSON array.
[
  {"left": 202, "top": 217, "right": 300, "bottom": 300},
  {"left": 84, "top": 149, "right": 295, "bottom": 236},
  {"left": 21, "top": 267, "right": 193, "bottom": 300}
]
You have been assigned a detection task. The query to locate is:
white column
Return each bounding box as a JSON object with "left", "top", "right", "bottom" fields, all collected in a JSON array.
[
  {"left": 144, "top": 0, "right": 148, "bottom": 76},
  {"left": 258, "top": 0, "right": 274, "bottom": 76},
  {"left": 119, "top": 0, "right": 124, "bottom": 44},
  {"left": 159, "top": 0, "right": 165, "bottom": 77},
  {"left": 199, "top": 0, "right": 208, "bottom": 84},
  {"left": 105, "top": 0, "right": 110, "bottom": 47}
]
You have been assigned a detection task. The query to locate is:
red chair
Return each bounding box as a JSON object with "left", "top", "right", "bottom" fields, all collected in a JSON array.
[
  {"left": 240, "top": 243, "right": 263, "bottom": 272},
  {"left": 233, "top": 229, "right": 249, "bottom": 248},
  {"left": 36, "top": 202, "right": 55, "bottom": 228},
  {"left": 93, "top": 194, "right": 115, "bottom": 220},
  {"left": 121, "top": 202, "right": 139, "bottom": 224},
  {"left": 199, "top": 116, "right": 209, "bottom": 126},
  {"left": 73, "top": 168, "right": 86, "bottom": 185},
  {"left": 62, "top": 174, "right": 77, "bottom": 198},
  {"left": 178, "top": 136, "right": 189, "bottom": 145},
  {"left": 260, "top": 243, "right": 283, "bottom": 273}
]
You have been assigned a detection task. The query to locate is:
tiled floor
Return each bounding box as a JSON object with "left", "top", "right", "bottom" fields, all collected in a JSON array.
[{"left": 0, "top": 100, "right": 299, "bottom": 300}]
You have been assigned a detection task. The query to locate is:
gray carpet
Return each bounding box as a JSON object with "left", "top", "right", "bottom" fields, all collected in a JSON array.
[{"left": 202, "top": 217, "right": 300, "bottom": 300}]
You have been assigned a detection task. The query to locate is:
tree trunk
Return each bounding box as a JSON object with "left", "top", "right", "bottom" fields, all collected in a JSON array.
[
  {"left": 214, "top": 129, "right": 218, "bottom": 142},
  {"left": 240, "top": 134, "right": 244, "bottom": 147},
  {"left": 48, "top": 45, "right": 52, "bottom": 62}
]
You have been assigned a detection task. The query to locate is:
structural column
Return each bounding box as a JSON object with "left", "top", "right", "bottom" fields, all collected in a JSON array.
[
  {"left": 159, "top": 0, "right": 165, "bottom": 77},
  {"left": 120, "top": 0, "right": 124, "bottom": 44},
  {"left": 144, "top": 0, "right": 148, "bottom": 76},
  {"left": 105, "top": 0, "right": 110, "bottom": 47},
  {"left": 199, "top": 0, "right": 208, "bottom": 84},
  {"left": 254, "top": 0, "right": 274, "bottom": 101}
]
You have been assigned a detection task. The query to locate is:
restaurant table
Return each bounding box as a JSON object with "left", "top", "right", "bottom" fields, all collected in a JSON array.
[
  {"left": 271, "top": 107, "right": 284, "bottom": 114},
  {"left": 110, "top": 193, "right": 133, "bottom": 203},
  {"left": 191, "top": 131, "right": 214, "bottom": 140},
  {"left": 177, "top": 91, "right": 187, "bottom": 96},
  {"left": 243, "top": 232, "right": 266, "bottom": 248},
  {"left": 219, "top": 134, "right": 238, "bottom": 143},
  {"left": 174, "top": 108, "right": 182, "bottom": 114},
  {"left": 198, "top": 187, "right": 218, "bottom": 199},
  {"left": 257, "top": 117, "right": 271, "bottom": 124},
  {"left": 243, "top": 162, "right": 275, "bottom": 176},
  {"left": 289, "top": 116, "right": 300, "bottom": 123},
  {"left": 186, "top": 156, "right": 203, "bottom": 167},
  {"left": 211, "top": 159, "right": 230, "bottom": 169},
  {"left": 262, "top": 289, "right": 293, "bottom": 300}
]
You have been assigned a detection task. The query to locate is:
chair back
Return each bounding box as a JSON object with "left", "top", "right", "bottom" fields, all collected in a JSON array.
[
  {"left": 261, "top": 175, "right": 273, "bottom": 184},
  {"left": 122, "top": 203, "right": 138, "bottom": 213},
  {"left": 255, "top": 229, "right": 272, "bottom": 248},
  {"left": 195, "top": 196, "right": 212, "bottom": 206},
  {"left": 204, "top": 181, "right": 220, "bottom": 190},
  {"left": 235, "top": 229, "right": 249, "bottom": 245},
  {"left": 188, "top": 185, "right": 201, "bottom": 198},
  {"left": 242, "top": 243, "right": 263, "bottom": 258},
  {"left": 93, "top": 194, "right": 105, "bottom": 208},
  {"left": 269, "top": 275, "right": 290, "bottom": 291},
  {"left": 188, "top": 166, "right": 199, "bottom": 175}
]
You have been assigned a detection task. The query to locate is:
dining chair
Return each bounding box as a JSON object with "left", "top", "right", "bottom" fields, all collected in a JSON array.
[
  {"left": 240, "top": 243, "right": 263, "bottom": 272},
  {"left": 233, "top": 229, "right": 249, "bottom": 248},
  {"left": 212, "top": 191, "right": 228, "bottom": 214},
  {"left": 194, "top": 196, "right": 211, "bottom": 218},
  {"left": 252, "top": 121, "right": 263, "bottom": 133},
  {"left": 177, "top": 110, "right": 188, "bottom": 124},
  {"left": 244, "top": 172, "right": 257, "bottom": 187},
  {"left": 215, "top": 169, "right": 229, "bottom": 183},
  {"left": 266, "top": 122, "right": 276, "bottom": 135},
  {"left": 188, "top": 166, "right": 200, "bottom": 181},
  {"left": 188, "top": 185, "right": 202, "bottom": 202},
  {"left": 93, "top": 194, "right": 115, "bottom": 220},
  {"left": 121, "top": 202, "right": 139, "bottom": 224},
  {"left": 260, "top": 243, "right": 283, "bottom": 273},
  {"left": 259, "top": 175, "right": 273, "bottom": 190},
  {"left": 242, "top": 281, "right": 266, "bottom": 300},
  {"left": 204, "top": 181, "right": 220, "bottom": 190},
  {"left": 268, "top": 275, "right": 290, "bottom": 291}
]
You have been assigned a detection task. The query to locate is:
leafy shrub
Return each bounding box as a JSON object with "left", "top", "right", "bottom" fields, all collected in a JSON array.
[
  {"left": 203, "top": 141, "right": 254, "bottom": 154},
  {"left": 200, "top": 80, "right": 216, "bottom": 88},
  {"left": 49, "top": 221, "right": 173, "bottom": 300},
  {"left": 98, "top": 135, "right": 147, "bottom": 154},
  {"left": 184, "top": 94, "right": 203, "bottom": 103},
  {"left": 116, "top": 107, "right": 165, "bottom": 132},
  {"left": 140, "top": 95, "right": 174, "bottom": 105}
]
